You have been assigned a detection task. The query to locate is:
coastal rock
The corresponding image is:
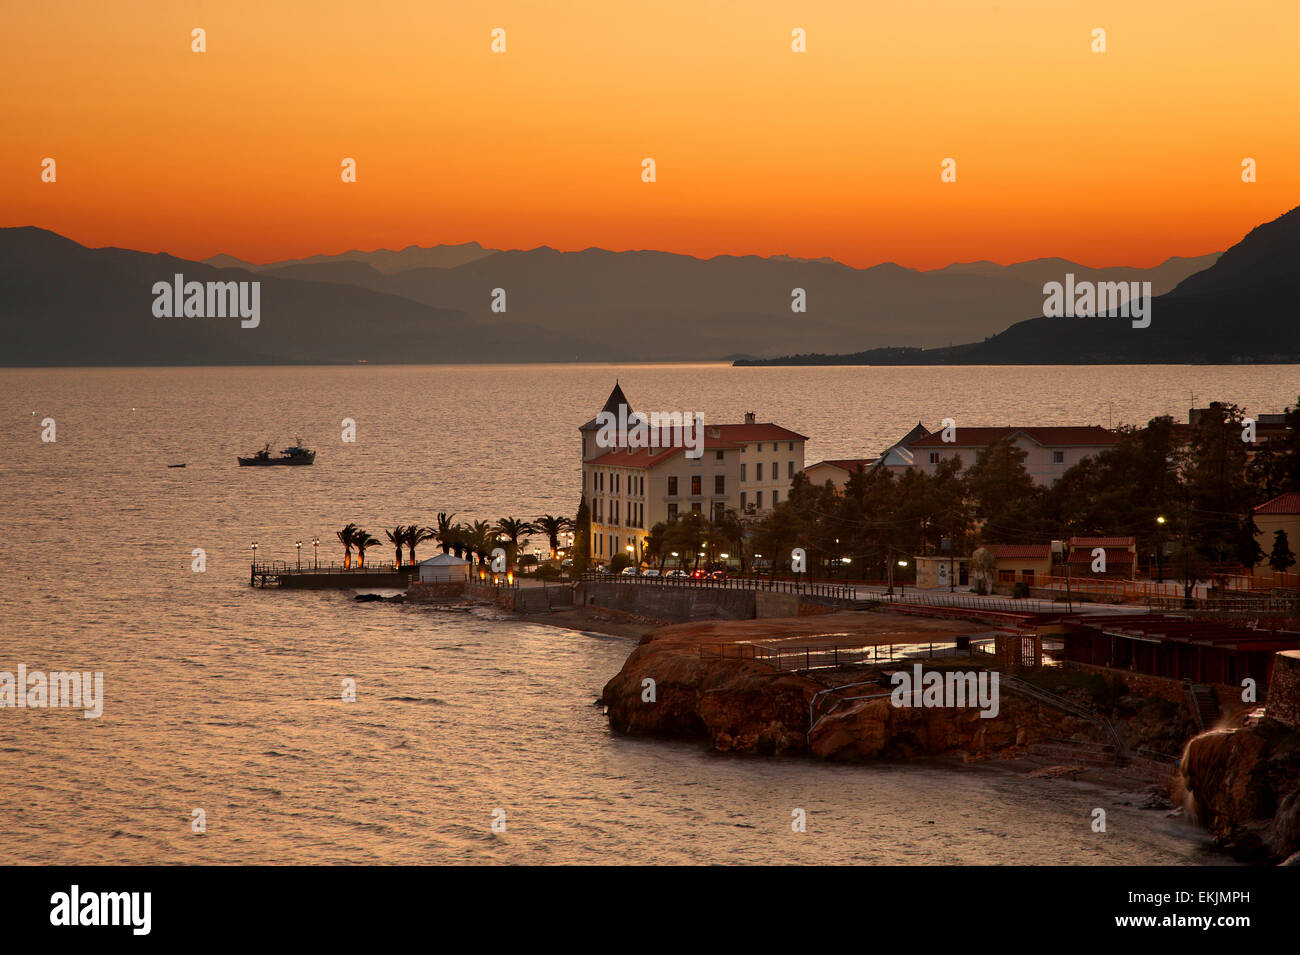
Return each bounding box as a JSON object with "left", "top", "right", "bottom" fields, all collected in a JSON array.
[{"left": 1179, "top": 717, "right": 1300, "bottom": 863}]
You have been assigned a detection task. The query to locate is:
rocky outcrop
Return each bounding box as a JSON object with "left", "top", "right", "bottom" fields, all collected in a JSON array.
[
  {"left": 1179, "top": 718, "right": 1300, "bottom": 863},
  {"left": 602, "top": 613, "right": 1105, "bottom": 761}
]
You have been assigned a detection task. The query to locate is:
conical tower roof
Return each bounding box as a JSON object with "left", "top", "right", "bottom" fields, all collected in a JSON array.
[{"left": 579, "top": 381, "right": 633, "bottom": 431}]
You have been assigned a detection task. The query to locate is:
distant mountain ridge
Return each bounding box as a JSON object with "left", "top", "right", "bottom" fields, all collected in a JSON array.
[
  {"left": 198, "top": 242, "right": 1221, "bottom": 360},
  {"left": 735, "top": 205, "right": 1300, "bottom": 366},
  {"left": 0, "top": 225, "right": 1236, "bottom": 366}
]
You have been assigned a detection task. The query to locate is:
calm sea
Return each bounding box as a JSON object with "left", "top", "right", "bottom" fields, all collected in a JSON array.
[{"left": 4, "top": 362, "right": 1296, "bottom": 864}]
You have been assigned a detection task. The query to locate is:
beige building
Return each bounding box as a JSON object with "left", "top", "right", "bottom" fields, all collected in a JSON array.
[
  {"left": 803, "top": 458, "right": 876, "bottom": 491},
  {"left": 579, "top": 384, "right": 807, "bottom": 564},
  {"left": 909, "top": 426, "right": 1118, "bottom": 486},
  {"left": 1253, "top": 492, "right": 1300, "bottom": 582}
]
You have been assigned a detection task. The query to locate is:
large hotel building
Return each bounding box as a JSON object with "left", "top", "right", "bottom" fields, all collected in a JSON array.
[{"left": 580, "top": 383, "right": 806, "bottom": 564}]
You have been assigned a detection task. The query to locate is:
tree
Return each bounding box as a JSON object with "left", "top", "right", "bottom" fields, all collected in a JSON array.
[
  {"left": 571, "top": 496, "right": 591, "bottom": 575},
  {"left": 533, "top": 514, "right": 573, "bottom": 560},
  {"left": 964, "top": 438, "right": 1042, "bottom": 544},
  {"left": 1183, "top": 402, "right": 1263, "bottom": 568},
  {"left": 335, "top": 523, "right": 359, "bottom": 569},
  {"left": 405, "top": 525, "right": 436, "bottom": 566},
  {"left": 643, "top": 521, "right": 670, "bottom": 571},
  {"left": 970, "top": 546, "right": 997, "bottom": 595},
  {"left": 352, "top": 530, "right": 379, "bottom": 568},
  {"left": 496, "top": 517, "right": 535, "bottom": 570},
  {"left": 434, "top": 512, "right": 456, "bottom": 554},
  {"left": 1269, "top": 529, "right": 1296, "bottom": 574},
  {"left": 385, "top": 526, "right": 407, "bottom": 567},
  {"left": 609, "top": 552, "right": 633, "bottom": 574}
]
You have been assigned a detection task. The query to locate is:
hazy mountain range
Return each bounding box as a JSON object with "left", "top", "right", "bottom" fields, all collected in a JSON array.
[
  {"left": 737, "top": 205, "right": 1300, "bottom": 366},
  {"left": 0, "top": 224, "right": 1239, "bottom": 366}
]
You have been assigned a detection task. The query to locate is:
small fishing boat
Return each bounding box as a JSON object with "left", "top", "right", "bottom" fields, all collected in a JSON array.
[{"left": 238, "top": 438, "right": 315, "bottom": 466}]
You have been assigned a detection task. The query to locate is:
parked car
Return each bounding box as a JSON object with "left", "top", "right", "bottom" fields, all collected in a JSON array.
[
  {"left": 690, "top": 569, "right": 707, "bottom": 579},
  {"left": 665, "top": 569, "right": 688, "bottom": 578},
  {"left": 620, "top": 566, "right": 640, "bottom": 576},
  {"left": 709, "top": 570, "right": 727, "bottom": 580},
  {"left": 642, "top": 568, "right": 661, "bottom": 577}
]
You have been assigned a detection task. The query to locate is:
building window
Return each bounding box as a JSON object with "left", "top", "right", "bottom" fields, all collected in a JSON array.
[
  {"left": 714, "top": 475, "right": 725, "bottom": 494},
  {"left": 756, "top": 462, "right": 763, "bottom": 480},
  {"left": 757, "top": 491, "right": 764, "bottom": 509},
  {"left": 715, "top": 450, "right": 724, "bottom": 462},
  {"left": 788, "top": 442, "right": 794, "bottom": 451},
  {"left": 1022, "top": 570, "right": 1035, "bottom": 584},
  {"left": 691, "top": 475, "right": 701, "bottom": 495},
  {"left": 740, "top": 492, "right": 747, "bottom": 509},
  {"left": 1052, "top": 450, "right": 1065, "bottom": 464},
  {"left": 787, "top": 461, "right": 794, "bottom": 478},
  {"left": 771, "top": 461, "right": 777, "bottom": 480},
  {"left": 691, "top": 503, "right": 702, "bottom": 514},
  {"left": 668, "top": 476, "right": 677, "bottom": 496},
  {"left": 998, "top": 570, "right": 1015, "bottom": 583},
  {"left": 757, "top": 443, "right": 764, "bottom": 452},
  {"left": 773, "top": 490, "right": 779, "bottom": 504},
  {"left": 928, "top": 452, "right": 940, "bottom": 465},
  {"left": 740, "top": 463, "right": 746, "bottom": 481},
  {"left": 667, "top": 503, "right": 678, "bottom": 521}
]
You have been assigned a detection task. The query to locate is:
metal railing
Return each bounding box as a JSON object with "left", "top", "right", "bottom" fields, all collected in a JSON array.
[
  {"left": 581, "top": 572, "right": 856, "bottom": 600},
  {"left": 251, "top": 560, "right": 408, "bottom": 575},
  {"left": 699, "top": 639, "right": 964, "bottom": 672}
]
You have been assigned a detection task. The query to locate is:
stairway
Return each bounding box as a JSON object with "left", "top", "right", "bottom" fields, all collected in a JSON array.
[{"left": 1184, "top": 681, "right": 1220, "bottom": 731}]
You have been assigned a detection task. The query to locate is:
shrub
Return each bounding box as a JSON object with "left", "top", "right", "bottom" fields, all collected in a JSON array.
[{"left": 609, "top": 552, "right": 633, "bottom": 574}]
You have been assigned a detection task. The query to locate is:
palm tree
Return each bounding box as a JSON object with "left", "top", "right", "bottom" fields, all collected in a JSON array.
[
  {"left": 534, "top": 514, "right": 573, "bottom": 560},
  {"left": 353, "top": 529, "right": 380, "bottom": 568},
  {"left": 405, "top": 525, "right": 435, "bottom": 566},
  {"left": 496, "top": 517, "right": 535, "bottom": 570},
  {"left": 447, "top": 523, "right": 468, "bottom": 560},
  {"left": 336, "top": 523, "right": 360, "bottom": 569},
  {"left": 467, "top": 520, "right": 494, "bottom": 568},
  {"left": 434, "top": 512, "right": 457, "bottom": 554},
  {"left": 385, "top": 525, "right": 407, "bottom": 567}
]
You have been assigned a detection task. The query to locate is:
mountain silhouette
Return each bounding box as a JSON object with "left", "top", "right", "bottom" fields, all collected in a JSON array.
[
  {"left": 0, "top": 228, "right": 593, "bottom": 365},
  {"left": 736, "top": 206, "right": 1300, "bottom": 365}
]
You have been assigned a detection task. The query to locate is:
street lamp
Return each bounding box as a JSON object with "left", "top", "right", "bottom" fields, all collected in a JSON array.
[
  {"left": 1155, "top": 516, "right": 1166, "bottom": 584},
  {"left": 312, "top": 537, "right": 320, "bottom": 570},
  {"left": 296, "top": 540, "right": 302, "bottom": 571},
  {"left": 251, "top": 542, "right": 258, "bottom": 567},
  {"left": 898, "top": 559, "right": 909, "bottom": 596}
]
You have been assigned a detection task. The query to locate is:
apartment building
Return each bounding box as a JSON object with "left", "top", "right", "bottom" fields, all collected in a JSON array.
[{"left": 578, "top": 383, "right": 806, "bottom": 564}]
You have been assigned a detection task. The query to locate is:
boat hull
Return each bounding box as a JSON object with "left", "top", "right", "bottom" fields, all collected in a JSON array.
[{"left": 237, "top": 454, "right": 315, "bottom": 466}]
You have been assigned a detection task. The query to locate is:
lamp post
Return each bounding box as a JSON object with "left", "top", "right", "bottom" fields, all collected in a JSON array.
[
  {"left": 898, "top": 559, "right": 909, "bottom": 597},
  {"left": 251, "top": 542, "right": 258, "bottom": 568},
  {"left": 312, "top": 537, "right": 320, "bottom": 570},
  {"left": 1155, "top": 516, "right": 1166, "bottom": 585},
  {"left": 296, "top": 540, "right": 302, "bottom": 570}
]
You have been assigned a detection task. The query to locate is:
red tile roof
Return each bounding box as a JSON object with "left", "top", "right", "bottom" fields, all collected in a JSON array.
[
  {"left": 1255, "top": 492, "right": 1300, "bottom": 515},
  {"left": 712, "top": 423, "right": 808, "bottom": 442},
  {"left": 1068, "top": 549, "right": 1136, "bottom": 564},
  {"left": 986, "top": 544, "right": 1052, "bottom": 559},
  {"left": 1069, "top": 536, "right": 1136, "bottom": 547},
  {"left": 910, "top": 426, "right": 1117, "bottom": 448},
  {"left": 808, "top": 458, "right": 877, "bottom": 472},
  {"left": 586, "top": 437, "right": 744, "bottom": 469}
]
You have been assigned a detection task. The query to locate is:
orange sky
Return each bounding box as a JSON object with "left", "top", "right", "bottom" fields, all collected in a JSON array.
[{"left": 2, "top": 0, "right": 1296, "bottom": 269}]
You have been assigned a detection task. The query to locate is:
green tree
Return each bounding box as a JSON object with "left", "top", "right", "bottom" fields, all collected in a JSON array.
[
  {"left": 643, "top": 521, "right": 670, "bottom": 571},
  {"left": 533, "top": 514, "right": 573, "bottom": 560},
  {"left": 496, "top": 517, "right": 535, "bottom": 570},
  {"left": 385, "top": 525, "right": 407, "bottom": 567},
  {"left": 571, "top": 496, "right": 591, "bottom": 575},
  {"left": 1183, "top": 402, "right": 1262, "bottom": 568},
  {"left": 352, "top": 529, "right": 379, "bottom": 568},
  {"left": 963, "top": 438, "right": 1042, "bottom": 544},
  {"left": 1269, "top": 529, "right": 1296, "bottom": 573}
]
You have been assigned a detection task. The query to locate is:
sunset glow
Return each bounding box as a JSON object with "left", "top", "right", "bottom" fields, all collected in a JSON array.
[{"left": 2, "top": 0, "right": 1297, "bottom": 267}]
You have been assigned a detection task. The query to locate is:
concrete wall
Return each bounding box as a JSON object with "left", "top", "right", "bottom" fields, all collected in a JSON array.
[
  {"left": 579, "top": 581, "right": 755, "bottom": 621},
  {"left": 1268, "top": 650, "right": 1300, "bottom": 730},
  {"left": 754, "top": 591, "right": 798, "bottom": 618}
]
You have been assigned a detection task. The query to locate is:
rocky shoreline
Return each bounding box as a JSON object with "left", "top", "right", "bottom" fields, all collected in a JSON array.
[{"left": 591, "top": 610, "right": 1300, "bottom": 863}]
